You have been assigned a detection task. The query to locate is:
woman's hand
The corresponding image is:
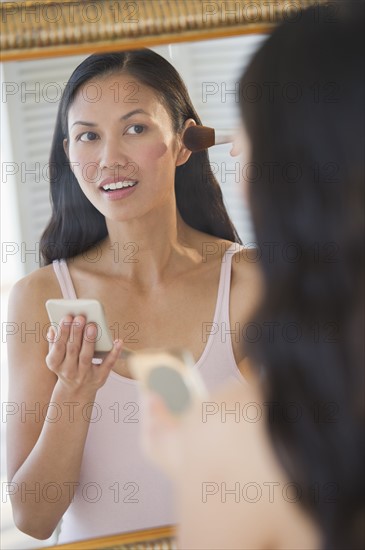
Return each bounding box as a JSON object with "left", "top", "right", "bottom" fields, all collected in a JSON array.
[
  {"left": 46, "top": 315, "right": 122, "bottom": 396},
  {"left": 139, "top": 381, "right": 247, "bottom": 479},
  {"left": 139, "top": 389, "right": 185, "bottom": 478}
]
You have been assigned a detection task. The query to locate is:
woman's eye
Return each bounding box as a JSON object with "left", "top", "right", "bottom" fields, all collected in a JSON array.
[
  {"left": 79, "top": 131, "right": 98, "bottom": 142},
  {"left": 126, "top": 124, "right": 145, "bottom": 135}
]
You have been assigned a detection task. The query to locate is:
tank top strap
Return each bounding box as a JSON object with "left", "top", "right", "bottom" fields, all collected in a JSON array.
[
  {"left": 216, "top": 243, "right": 245, "bottom": 325},
  {"left": 52, "top": 259, "right": 78, "bottom": 299}
]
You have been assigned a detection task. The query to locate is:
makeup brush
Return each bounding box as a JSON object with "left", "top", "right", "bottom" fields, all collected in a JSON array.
[{"left": 183, "top": 125, "right": 233, "bottom": 152}]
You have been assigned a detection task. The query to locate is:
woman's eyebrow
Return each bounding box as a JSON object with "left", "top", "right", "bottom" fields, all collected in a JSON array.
[
  {"left": 71, "top": 120, "right": 96, "bottom": 128},
  {"left": 121, "top": 108, "right": 150, "bottom": 120},
  {"left": 70, "top": 109, "right": 151, "bottom": 129}
]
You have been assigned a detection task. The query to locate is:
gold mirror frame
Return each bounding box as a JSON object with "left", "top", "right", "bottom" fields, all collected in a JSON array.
[
  {"left": 41, "top": 524, "right": 175, "bottom": 549},
  {"left": 1, "top": 0, "right": 325, "bottom": 61}
]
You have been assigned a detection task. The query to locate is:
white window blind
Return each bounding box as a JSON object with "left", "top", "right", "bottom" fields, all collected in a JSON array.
[{"left": 2, "top": 55, "right": 86, "bottom": 275}]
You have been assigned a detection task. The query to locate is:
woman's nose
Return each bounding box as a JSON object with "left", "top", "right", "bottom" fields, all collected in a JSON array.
[{"left": 99, "top": 138, "right": 129, "bottom": 169}]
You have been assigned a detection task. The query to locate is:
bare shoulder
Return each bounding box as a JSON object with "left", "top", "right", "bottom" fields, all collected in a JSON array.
[
  {"left": 231, "top": 246, "right": 263, "bottom": 285},
  {"left": 10, "top": 263, "right": 60, "bottom": 294},
  {"left": 191, "top": 235, "right": 264, "bottom": 305},
  {"left": 229, "top": 246, "right": 264, "bottom": 325},
  {"left": 7, "top": 265, "right": 61, "bottom": 368},
  {"left": 230, "top": 246, "right": 264, "bottom": 308},
  {"left": 9, "top": 264, "right": 62, "bottom": 315},
  {"left": 193, "top": 235, "right": 262, "bottom": 282}
]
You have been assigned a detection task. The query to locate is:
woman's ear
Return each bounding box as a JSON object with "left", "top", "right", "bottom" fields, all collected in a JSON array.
[{"left": 175, "top": 118, "right": 196, "bottom": 167}]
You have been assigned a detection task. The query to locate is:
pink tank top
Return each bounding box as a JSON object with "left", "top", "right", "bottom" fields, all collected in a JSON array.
[{"left": 53, "top": 243, "right": 246, "bottom": 544}]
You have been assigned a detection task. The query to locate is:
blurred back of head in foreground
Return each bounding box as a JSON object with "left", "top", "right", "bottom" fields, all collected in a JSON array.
[{"left": 240, "top": 2, "right": 364, "bottom": 549}]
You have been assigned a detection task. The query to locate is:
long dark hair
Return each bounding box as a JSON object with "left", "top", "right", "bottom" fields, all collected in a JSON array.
[
  {"left": 241, "top": 2, "right": 364, "bottom": 549},
  {"left": 40, "top": 49, "right": 241, "bottom": 265}
]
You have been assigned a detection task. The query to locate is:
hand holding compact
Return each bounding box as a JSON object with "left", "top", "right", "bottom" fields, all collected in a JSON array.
[{"left": 46, "top": 315, "right": 122, "bottom": 395}]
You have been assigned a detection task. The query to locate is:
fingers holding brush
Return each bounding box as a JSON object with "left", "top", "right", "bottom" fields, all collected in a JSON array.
[{"left": 230, "top": 130, "right": 245, "bottom": 157}]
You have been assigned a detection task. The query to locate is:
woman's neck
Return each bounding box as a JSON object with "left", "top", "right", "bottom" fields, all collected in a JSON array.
[{"left": 97, "top": 206, "right": 198, "bottom": 287}]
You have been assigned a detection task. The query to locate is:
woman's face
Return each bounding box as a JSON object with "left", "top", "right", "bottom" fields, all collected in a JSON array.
[{"left": 65, "top": 72, "right": 189, "bottom": 222}]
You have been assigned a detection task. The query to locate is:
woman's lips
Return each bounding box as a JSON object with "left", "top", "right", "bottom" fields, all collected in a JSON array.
[{"left": 101, "top": 182, "right": 139, "bottom": 200}]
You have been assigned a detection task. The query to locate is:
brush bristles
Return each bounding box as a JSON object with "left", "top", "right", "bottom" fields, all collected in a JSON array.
[{"left": 183, "top": 126, "right": 215, "bottom": 152}]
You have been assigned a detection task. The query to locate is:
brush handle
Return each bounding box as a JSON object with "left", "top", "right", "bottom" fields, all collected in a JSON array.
[
  {"left": 214, "top": 129, "right": 234, "bottom": 146},
  {"left": 214, "top": 134, "right": 234, "bottom": 146}
]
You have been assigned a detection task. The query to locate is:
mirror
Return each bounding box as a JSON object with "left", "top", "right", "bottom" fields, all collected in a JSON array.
[{"left": 0, "top": 1, "right": 324, "bottom": 548}]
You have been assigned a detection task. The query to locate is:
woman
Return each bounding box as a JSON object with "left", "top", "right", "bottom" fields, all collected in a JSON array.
[
  {"left": 143, "top": 3, "right": 364, "bottom": 549},
  {"left": 6, "top": 50, "right": 261, "bottom": 542}
]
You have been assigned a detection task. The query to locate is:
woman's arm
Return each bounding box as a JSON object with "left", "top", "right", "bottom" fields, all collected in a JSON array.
[{"left": 6, "top": 271, "right": 121, "bottom": 539}]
